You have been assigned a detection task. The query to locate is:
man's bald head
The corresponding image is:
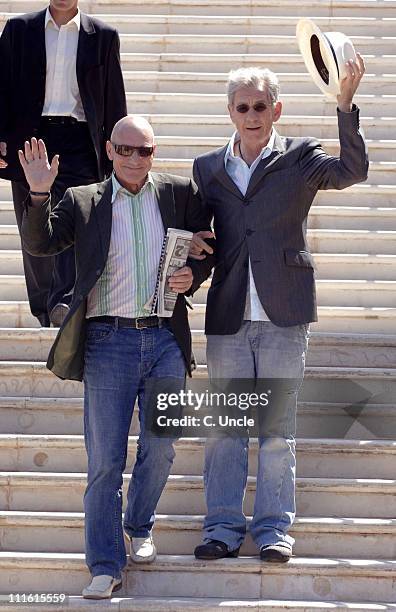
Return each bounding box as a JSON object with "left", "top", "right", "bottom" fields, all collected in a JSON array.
[
  {"left": 106, "top": 115, "right": 157, "bottom": 193},
  {"left": 111, "top": 115, "right": 155, "bottom": 146}
]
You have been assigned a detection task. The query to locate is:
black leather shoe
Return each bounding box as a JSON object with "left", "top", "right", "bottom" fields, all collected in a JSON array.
[
  {"left": 260, "top": 544, "right": 292, "bottom": 563},
  {"left": 194, "top": 539, "right": 240, "bottom": 560}
]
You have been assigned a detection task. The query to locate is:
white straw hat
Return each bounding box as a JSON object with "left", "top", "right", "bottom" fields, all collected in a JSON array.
[{"left": 296, "top": 18, "right": 357, "bottom": 98}]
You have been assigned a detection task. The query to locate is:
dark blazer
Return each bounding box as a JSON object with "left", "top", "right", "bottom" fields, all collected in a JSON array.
[
  {"left": 0, "top": 9, "right": 127, "bottom": 181},
  {"left": 20, "top": 172, "right": 214, "bottom": 381},
  {"left": 193, "top": 107, "right": 369, "bottom": 334}
]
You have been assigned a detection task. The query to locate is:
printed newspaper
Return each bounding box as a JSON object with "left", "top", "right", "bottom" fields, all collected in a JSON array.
[{"left": 149, "top": 228, "right": 193, "bottom": 317}]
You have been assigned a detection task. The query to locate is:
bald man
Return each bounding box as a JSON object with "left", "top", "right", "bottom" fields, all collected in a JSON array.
[{"left": 20, "top": 116, "right": 214, "bottom": 599}]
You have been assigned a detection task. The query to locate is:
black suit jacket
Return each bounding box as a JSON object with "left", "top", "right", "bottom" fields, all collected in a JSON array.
[
  {"left": 20, "top": 172, "right": 214, "bottom": 381},
  {"left": 0, "top": 9, "right": 127, "bottom": 181},
  {"left": 193, "top": 107, "right": 369, "bottom": 334}
]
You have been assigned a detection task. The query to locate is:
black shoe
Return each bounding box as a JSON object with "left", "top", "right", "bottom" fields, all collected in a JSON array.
[
  {"left": 49, "top": 303, "right": 70, "bottom": 327},
  {"left": 260, "top": 544, "right": 292, "bottom": 563},
  {"left": 194, "top": 539, "right": 240, "bottom": 560},
  {"left": 37, "top": 313, "right": 51, "bottom": 327}
]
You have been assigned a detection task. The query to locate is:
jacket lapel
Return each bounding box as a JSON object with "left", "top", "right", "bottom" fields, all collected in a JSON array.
[
  {"left": 76, "top": 13, "right": 96, "bottom": 88},
  {"left": 92, "top": 178, "right": 113, "bottom": 263},
  {"left": 245, "top": 132, "right": 286, "bottom": 199},
  {"left": 29, "top": 10, "right": 47, "bottom": 87},
  {"left": 152, "top": 174, "right": 176, "bottom": 231},
  {"left": 212, "top": 146, "right": 245, "bottom": 200}
]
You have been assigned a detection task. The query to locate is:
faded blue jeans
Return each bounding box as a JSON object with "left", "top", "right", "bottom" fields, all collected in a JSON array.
[
  {"left": 204, "top": 320, "right": 309, "bottom": 551},
  {"left": 83, "top": 319, "right": 185, "bottom": 578}
]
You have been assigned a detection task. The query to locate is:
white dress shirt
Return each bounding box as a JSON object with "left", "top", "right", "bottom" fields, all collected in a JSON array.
[
  {"left": 42, "top": 7, "right": 86, "bottom": 121},
  {"left": 224, "top": 129, "right": 277, "bottom": 321}
]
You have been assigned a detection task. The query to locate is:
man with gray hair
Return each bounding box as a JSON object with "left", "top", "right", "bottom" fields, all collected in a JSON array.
[{"left": 191, "top": 62, "right": 368, "bottom": 562}]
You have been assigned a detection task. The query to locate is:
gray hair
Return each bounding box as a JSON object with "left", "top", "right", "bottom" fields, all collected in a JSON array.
[{"left": 226, "top": 67, "right": 280, "bottom": 105}]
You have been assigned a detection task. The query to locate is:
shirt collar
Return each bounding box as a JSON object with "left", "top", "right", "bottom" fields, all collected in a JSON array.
[
  {"left": 45, "top": 6, "right": 81, "bottom": 30},
  {"left": 224, "top": 128, "right": 277, "bottom": 167},
  {"left": 111, "top": 172, "right": 155, "bottom": 203}
]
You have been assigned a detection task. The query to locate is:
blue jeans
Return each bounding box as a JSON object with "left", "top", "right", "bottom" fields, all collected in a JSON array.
[
  {"left": 83, "top": 320, "right": 186, "bottom": 578},
  {"left": 204, "top": 321, "right": 309, "bottom": 551}
]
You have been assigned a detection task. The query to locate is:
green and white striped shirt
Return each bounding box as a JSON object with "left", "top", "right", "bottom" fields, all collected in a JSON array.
[{"left": 87, "top": 173, "right": 164, "bottom": 318}]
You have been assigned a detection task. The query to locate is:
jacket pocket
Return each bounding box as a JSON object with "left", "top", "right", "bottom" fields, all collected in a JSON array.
[{"left": 284, "top": 248, "right": 315, "bottom": 269}]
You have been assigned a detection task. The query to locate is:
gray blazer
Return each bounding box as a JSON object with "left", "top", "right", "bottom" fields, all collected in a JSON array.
[{"left": 193, "top": 106, "right": 369, "bottom": 334}]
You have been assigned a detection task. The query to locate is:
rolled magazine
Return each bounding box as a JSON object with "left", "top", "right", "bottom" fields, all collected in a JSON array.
[{"left": 150, "top": 228, "right": 193, "bottom": 317}]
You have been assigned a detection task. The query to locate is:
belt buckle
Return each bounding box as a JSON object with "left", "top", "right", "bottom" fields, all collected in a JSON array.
[{"left": 135, "top": 317, "right": 149, "bottom": 329}]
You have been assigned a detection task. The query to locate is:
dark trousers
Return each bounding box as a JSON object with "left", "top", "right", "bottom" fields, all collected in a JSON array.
[{"left": 12, "top": 120, "right": 99, "bottom": 326}]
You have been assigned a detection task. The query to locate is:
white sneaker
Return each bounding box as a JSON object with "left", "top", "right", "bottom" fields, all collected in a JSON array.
[
  {"left": 82, "top": 574, "right": 122, "bottom": 599},
  {"left": 129, "top": 535, "right": 157, "bottom": 563}
]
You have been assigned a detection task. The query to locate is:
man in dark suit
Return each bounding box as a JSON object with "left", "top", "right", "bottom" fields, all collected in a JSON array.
[
  {"left": 0, "top": 0, "right": 126, "bottom": 326},
  {"left": 19, "top": 115, "right": 214, "bottom": 598},
  {"left": 191, "top": 60, "right": 368, "bottom": 563}
]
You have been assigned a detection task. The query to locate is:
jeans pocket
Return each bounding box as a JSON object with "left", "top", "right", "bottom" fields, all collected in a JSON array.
[{"left": 86, "top": 323, "right": 116, "bottom": 343}]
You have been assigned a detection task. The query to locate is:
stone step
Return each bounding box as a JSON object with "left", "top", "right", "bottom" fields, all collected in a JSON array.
[
  {"left": 3, "top": 13, "right": 396, "bottom": 36},
  {"left": 0, "top": 249, "right": 396, "bottom": 280},
  {"left": 3, "top": 183, "right": 396, "bottom": 208},
  {"left": 0, "top": 362, "right": 393, "bottom": 404},
  {"left": 2, "top": 395, "right": 395, "bottom": 439},
  {"left": 154, "top": 158, "right": 396, "bottom": 185},
  {"left": 141, "top": 114, "right": 396, "bottom": 141},
  {"left": 1, "top": 435, "right": 396, "bottom": 479},
  {"left": 192, "top": 278, "right": 396, "bottom": 307},
  {"left": 2, "top": 471, "right": 396, "bottom": 518},
  {"left": 153, "top": 137, "right": 395, "bottom": 162},
  {"left": 122, "top": 71, "right": 395, "bottom": 96},
  {"left": 0, "top": 597, "right": 394, "bottom": 612},
  {"left": 120, "top": 52, "right": 396, "bottom": 74},
  {"left": 125, "top": 92, "right": 396, "bottom": 120},
  {"left": 2, "top": 510, "right": 396, "bottom": 560},
  {"left": 3, "top": 201, "right": 396, "bottom": 232},
  {"left": 1, "top": 301, "right": 395, "bottom": 334},
  {"left": 191, "top": 331, "right": 396, "bottom": 369},
  {"left": 0, "top": 328, "right": 395, "bottom": 369},
  {"left": 2, "top": 552, "right": 396, "bottom": 602},
  {"left": 2, "top": 0, "right": 396, "bottom": 17}
]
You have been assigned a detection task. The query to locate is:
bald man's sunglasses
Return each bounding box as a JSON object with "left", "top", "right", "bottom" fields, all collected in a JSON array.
[{"left": 112, "top": 144, "right": 154, "bottom": 157}]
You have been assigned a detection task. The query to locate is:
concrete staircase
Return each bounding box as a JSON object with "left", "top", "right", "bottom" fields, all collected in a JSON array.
[{"left": 1, "top": 0, "right": 396, "bottom": 609}]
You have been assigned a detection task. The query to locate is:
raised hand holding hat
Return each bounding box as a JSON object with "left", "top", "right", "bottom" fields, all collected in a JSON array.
[{"left": 296, "top": 18, "right": 365, "bottom": 102}]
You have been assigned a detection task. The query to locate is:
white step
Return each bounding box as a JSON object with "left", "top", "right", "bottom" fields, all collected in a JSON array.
[
  {"left": 0, "top": 596, "right": 393, "bottom": 612},
  {"left": 2, "top": 510, "right": 396, "bottom": 560},
  {"left": 155, "top": 158, "right": 396, "bottom": 185},
  {"left": 0, "top": 248, "right": 394, "bottom": 287},
  {"left": 0, "top": 328, "right": 395, "bottom": 367},
  {"left": 2, "top": 183, "right": 396, "bottom": 208},
  {"left": 1, "top": 395, "right": 394, "bottom": 439},
  {"left": 2, "top": 0, "right": 396, "bottom": 16},
  {"left": 2, "top": 552, "right": 396, "bottom": 602},
  {"left": 193, "top": 277, "right": 396, "bottom": 304},
  {"left": 0, "top": 362, "right": 393, "bottom": 403},
  {"left": 4, "top": 13, "right": 396, "bottom": 36},
  {"left": 122, "top": 70, "right": 395, "bottom": 96},
  {"left": 154, "top": 137, "right": 395, "bottom": 162},
  {"left": 125, "top": 92, "right": 396, "bottom": 119},
  {"left": 120, "top": 52, "right": 396, "bottom": 74},
  {"left": 2, "top": 471, "right": 396, "bottom": 518},
  {"left": 191, "top": 331, "right": 396, "bottom": 368},
  {"left": 1, "top": 435, "right": 396, "bottom": 479},
  {"left": 141, "top": 114, "right": 396, "bottom": 141}
]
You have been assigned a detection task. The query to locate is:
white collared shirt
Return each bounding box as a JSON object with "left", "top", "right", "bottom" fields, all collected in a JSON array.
[
  {"left": 42, "top": 7, "right": 86, "bottom": 121},
  {"left": 224, "top": 130, "right": 277, "bottom": 321}
]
